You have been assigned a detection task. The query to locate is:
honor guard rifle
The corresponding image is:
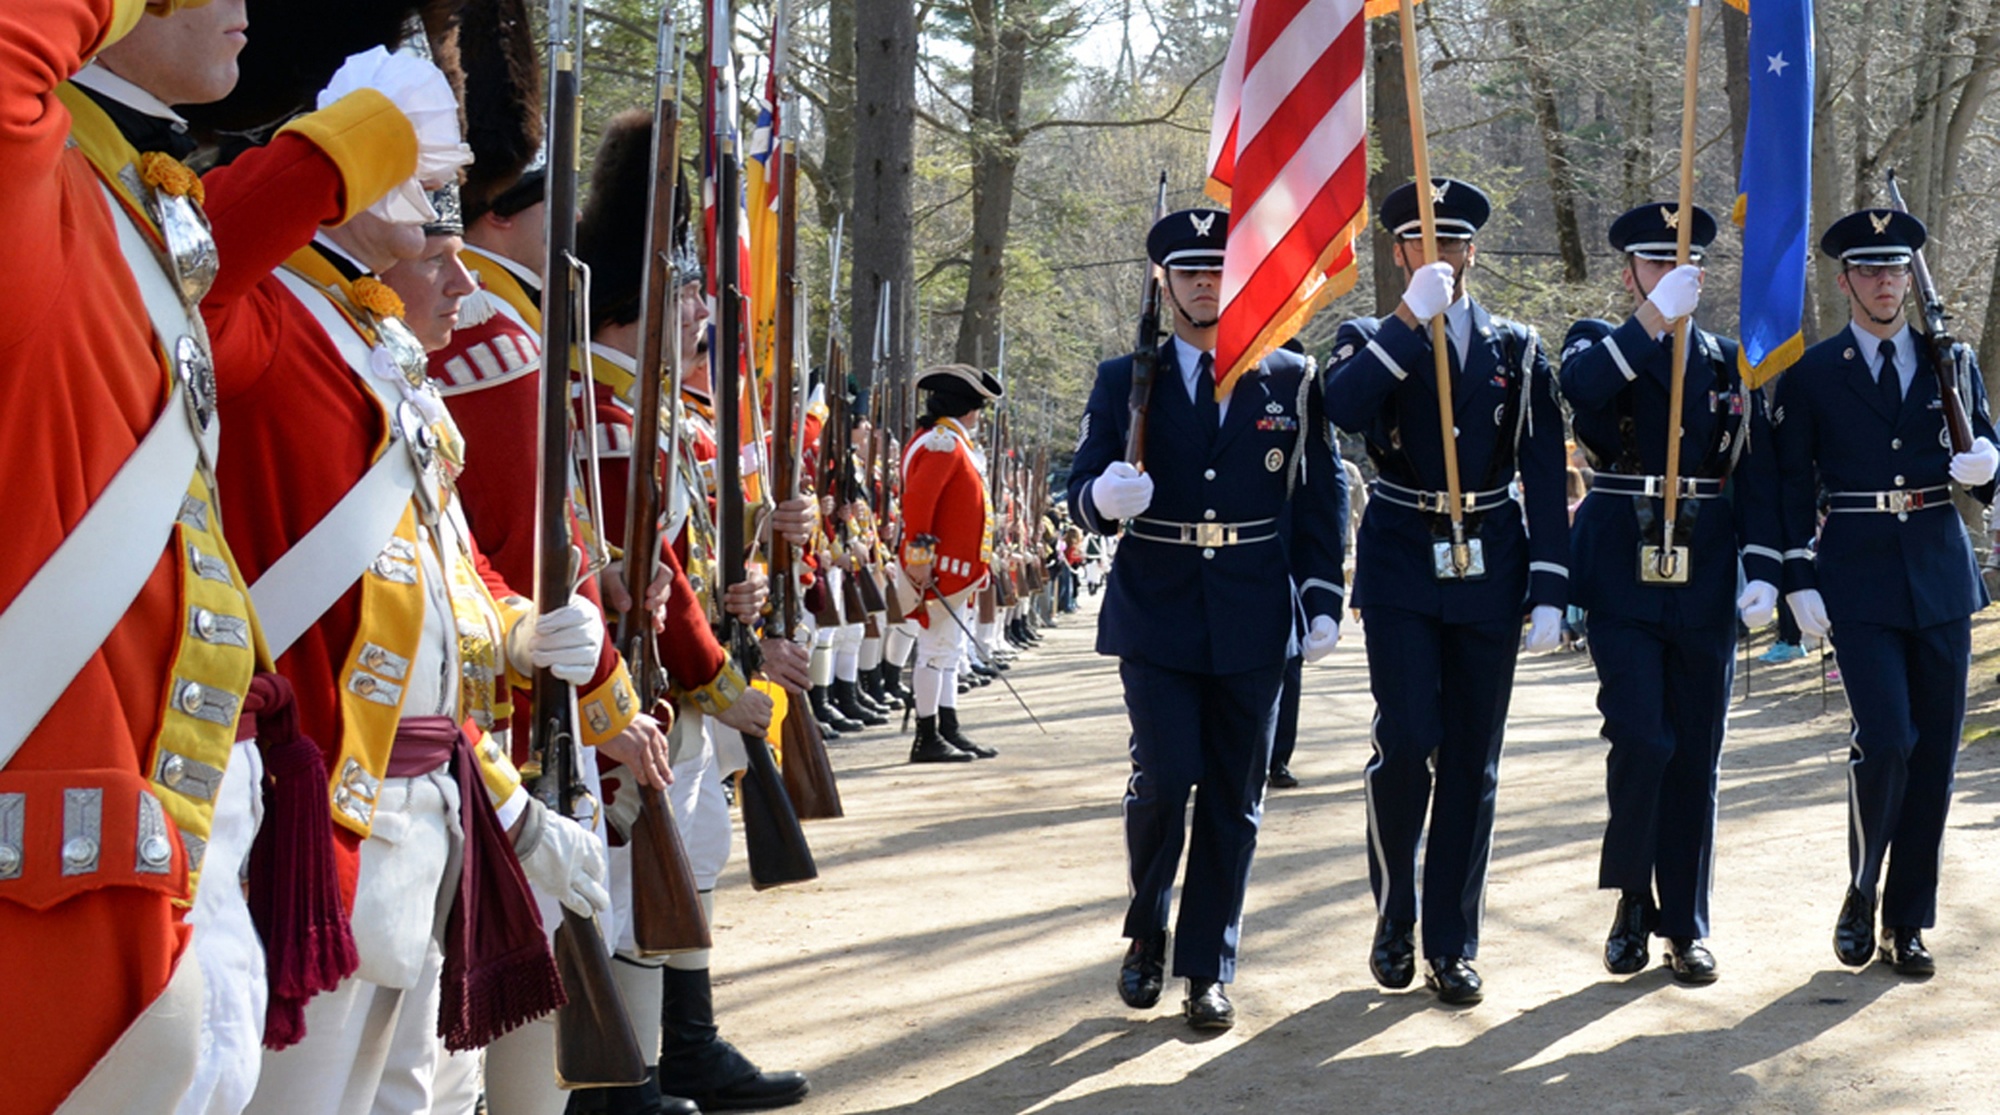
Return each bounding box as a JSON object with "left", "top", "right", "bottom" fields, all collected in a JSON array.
[
  {"left": 1125, "top": 171, "right": 1170, "bottom": 465},
  {"left": 707, "top": 0, "right": 816, "bottom": 888},
  {"left": 615, "top": 5, "right": 711, "bottom": 958},
  {"left": 1886, "top": 169, "right": 1975, "bottom": 455},
  {"left": 531, "top": 0, "right": 648, "bottom": 1086}
]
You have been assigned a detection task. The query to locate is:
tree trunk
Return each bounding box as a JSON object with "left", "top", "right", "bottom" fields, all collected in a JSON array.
[
  {"left": 1368, "top": 12, "right": 1413, "bottom": 312},
  {"left": 1981, "top": 235, "right": 2000, "bottom": 383},
  {"left": 849, "top": 0, "right": 916, "bottom": 413},
  {"left": 954, "top": 0, "right": 1028, "bottom": 369},
  {"left": 816, "top": 0, "right": 856, "bottom": 235},
  {"left": 1723, "top": 1, "right": 1749, "bottom": 180},
  {"left": 1508, "top": 16, "right": 1585, "bottom": 283}
]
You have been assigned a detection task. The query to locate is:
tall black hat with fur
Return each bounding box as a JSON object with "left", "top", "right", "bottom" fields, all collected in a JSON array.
[
  {"left": 576, "top": 109, "right": 694, "bottom": 329},
  {"left": 181, "top": 0, "right": 464, "bottom": 138},
  {"left": 460, "top": 0, "right": 543, "bottom": 222}
]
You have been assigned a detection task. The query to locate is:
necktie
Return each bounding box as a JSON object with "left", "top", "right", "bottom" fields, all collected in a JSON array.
[
  {"left": 1878, "top": 339, "right": 1901, "bottom": 412},
  {"left": 1195, "top": 352, "right": 1219, "bottom": 443}
]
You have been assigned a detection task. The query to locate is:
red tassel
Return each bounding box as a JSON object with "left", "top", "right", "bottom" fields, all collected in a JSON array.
[{"left": 243, "top": 674, "right": 360, "bottom": 1050}]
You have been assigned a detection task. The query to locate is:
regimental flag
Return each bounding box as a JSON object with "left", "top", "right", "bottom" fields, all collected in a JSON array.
[
  {"left": 1728, "top": 0, "right": 1814, "bottom": 388},
  {"left": 1205, "top": 0, "right": 1398, "bottom": 399},
  {"left": 746, "top": 42, "right": 782, "bottom": 392}
]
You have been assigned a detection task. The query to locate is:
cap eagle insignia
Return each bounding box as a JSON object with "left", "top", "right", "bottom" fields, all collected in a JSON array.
[
  {"left": 1870, "top": 211, "right": 1893, "bottom": 235},
  {"left": 1430, "top": 181, "right": 1450, "bottom": 206},
  {"left": 1190, "top": 211, "right": 1217, "bottom": 237},
  {"left": 1660, "top": 206, "right": 1680, "bottom": 229}
]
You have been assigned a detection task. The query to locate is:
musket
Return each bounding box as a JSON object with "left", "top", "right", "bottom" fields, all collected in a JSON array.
[
  {"left": 708, "top": 1, "right": 816, "bottom": 888},
  {"left": 1886, "top": 168, "right": 1974, "bottom": 454},
  {"left": 532, "top": 0, "right": 647, "bottom": 1087},
  {"left": 769, "top": 76, "right": 841, "bottom": 821},
  {"left": 1125, "top": 171, "right": 1169, "bottom": 465},
  {"left": 617, "top": 4, "right": 711, "bottom": 959}
]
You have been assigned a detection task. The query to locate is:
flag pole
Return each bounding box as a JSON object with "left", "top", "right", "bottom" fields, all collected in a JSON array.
[
  {"left": 1396, "top": 0, "right": 1471, "bottom": 577},
  {"left": 1648, "top": 0, "right": 1702, "bottom": 584}
]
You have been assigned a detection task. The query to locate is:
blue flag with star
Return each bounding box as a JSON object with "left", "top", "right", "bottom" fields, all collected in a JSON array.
[{"left": 1730, "top": 0, "right": 1815, "bottom": 388}]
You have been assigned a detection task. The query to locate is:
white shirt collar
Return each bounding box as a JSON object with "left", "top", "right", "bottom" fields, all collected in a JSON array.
[
  {"left": 464, "top": 244, "right": 543, "bottom": 293},
  {"left": 1850, "top": 321, "right": 1916, "bottom": 388},
  {"left": 1444, "top": 295, "right": 1473, "bottom": 360},
  {"left": 70, "top": 62, "right": 188, "bottom": 126},
  {"left": 311, "top": 232, "right": 376, "bottom": 278},
  {"left": 588, "top": 340, "right": 636, "bottom": 371},
  {"left": 1170, "top": 334, "right": 1230, "bottom": 422}
]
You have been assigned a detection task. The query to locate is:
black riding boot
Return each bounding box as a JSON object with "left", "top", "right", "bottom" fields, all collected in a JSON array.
[{"left": 658, "top": 966, "right": 810, "bottom": 1111}]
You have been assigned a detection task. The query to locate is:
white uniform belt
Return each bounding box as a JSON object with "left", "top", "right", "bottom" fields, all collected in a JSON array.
[
  {"left": 1370, "top": 478, "right": 1513, "bottom": 514},
  {"left": 1827, "top": 485, "right": 1951, "bottom": 513},
  {"left": 252, "top": 270, "right": 422, "bottom": 659},
  {"left": 0, "top": 185, "right": 215, "bottom": 771},
  {"left": 1127, "top": 517, "right": 1278, "bottom": 547},
  {"left": 1591, "top": 473, "right": 1725, "bottom": 499}
]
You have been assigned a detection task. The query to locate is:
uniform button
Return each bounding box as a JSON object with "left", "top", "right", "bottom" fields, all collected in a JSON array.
[
  {"left": 1204, "top": 469, "right": 1216, "bottom": 481},
  {"left": 161, "top": 753, "right": 186, "bottom": 788},
  {"left": 193, "top": 608, "right": 217, "bottom": 639},
  {"left": 139, "top": 835, "right": 173, "bottom": 868},
  {"left": 62, "top": 837, "right": 98, "bottom": 868},
  {"left": 1453, "top": 426, "right": 1461, "bottom": 437},
  {"left": 1204, "top": 509, "right": 1216, "bottom": 521},
  {"left": 177, "top": 681, "right": 205, "bottom": 715},
  {"left": 0, "top": 844, "right": 18, "bottom": 875},
  {"left": 1898, "top": 512, "right": 1910, "bottom": 522},
  {"left": 1202, "top": 548, "right": 1216, "bottom": 560},
  {"left": 1894, "top": 474, "right": 1905, "bottom": 487},
  {"left": 1891, "top": 438, "right": 1903, "bottom": 450}
]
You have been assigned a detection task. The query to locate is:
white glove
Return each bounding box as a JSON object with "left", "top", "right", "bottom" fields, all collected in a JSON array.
[
  {"left": 1786, "top": 589, "right": 1831, "bottom": 640},
  {"left": 515, "top": 800, "right": 610, "bottom": 917},
  {"left": 1301, "top": 614, "right": 1341, "bottom": 664},
  {"left": 1949, "top": 435, "right": 2000, "bottom": 487},
  {"left": 318, "top": 47, "right": 474, "bottom": 225},
  {"left": 506, "top": 597, "right": 605, "bottom": 685},
  {"left": 1090, "top": 460, "right": 1154, "bottom": 522},
  {"left": 1737, "top": 579, "right": 1778, "bottom": 629},
  {"left": 1646, "top": 264, "right": 1703, "bottom": 321},
  {"left": 1400, "top": 261, "right": 1456, "bottom": 323},
  {"left": 1524, "top": 604, "right": 1563, "bottom": 654}
]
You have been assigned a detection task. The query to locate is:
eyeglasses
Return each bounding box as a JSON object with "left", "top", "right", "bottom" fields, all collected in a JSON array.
[{"left": 1848, "top": 263, "right": 1910, "bottom": 280}]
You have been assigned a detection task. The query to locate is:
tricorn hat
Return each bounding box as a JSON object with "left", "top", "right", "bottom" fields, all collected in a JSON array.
[{"left": 916, "top": 363, "right": 1004, "bottom": 404}]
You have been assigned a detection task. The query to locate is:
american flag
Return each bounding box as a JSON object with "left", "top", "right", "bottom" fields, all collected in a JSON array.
[{"left": 1206, "top": 0, "right": 1397, "bottom": 397}]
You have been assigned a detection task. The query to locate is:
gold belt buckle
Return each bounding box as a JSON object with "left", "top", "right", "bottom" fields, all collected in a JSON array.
[{"left": 1194, "top": 522, "right": 1229, "bottom": 548}]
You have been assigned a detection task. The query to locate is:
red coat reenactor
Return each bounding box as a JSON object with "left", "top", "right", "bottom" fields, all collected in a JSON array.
[
  {"left": 900, "top": 363, "right": 1005, "bottom": 763},
  {"left": 0, "top": 3, "right": 261, "bottom": 1109}
]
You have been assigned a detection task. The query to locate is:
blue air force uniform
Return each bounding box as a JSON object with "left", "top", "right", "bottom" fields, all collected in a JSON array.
[
  {"left": 1773, "top": 211, "right": 1997, "bottom": 942},
  {"left": 1323, "top": 180, "right": 1569, "bottom": 966},
  {"left": 1560, "top": 203, "right": 1782, "bottom": 946},
  {"left": 1068, "top": 217, "right": 1346, "bottom": 988}
]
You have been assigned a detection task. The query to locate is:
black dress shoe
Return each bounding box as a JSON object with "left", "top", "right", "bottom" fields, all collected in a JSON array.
[
  {"left": 1604, "top": 893, "right": 1657, "bottom": 975},
  {"left": 1183, "top": 978, "right": 1235, "bottom": 1030},
  {"left": 1266, "top": 764, "right": 1299, "bottom": 789},
  {"left": 1424, "top": 957, "right": 1482, "bottom": 1005},
  {"left": 1368, "top": 916, "right": 1416, "bottom": 989},
  {"left": 683, "top": 1069, "right": 811, "bottom": 1112},
  {"left": 1834, "top": 887, "right": 1876, "bottom": 967},
  {"left": 1663, "top": 937, "right": 1718, "bottom": 985},
  {"left": 1118, "top": 931, "right": 1166, "bottom": 1008},
  {"left": 1880, "top": 927, "right": 1935, "bottom": 976}
]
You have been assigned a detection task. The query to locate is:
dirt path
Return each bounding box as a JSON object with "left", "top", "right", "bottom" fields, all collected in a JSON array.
[{"left": 703, "top": 598, "right": 2000, "bottom": 1114}]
